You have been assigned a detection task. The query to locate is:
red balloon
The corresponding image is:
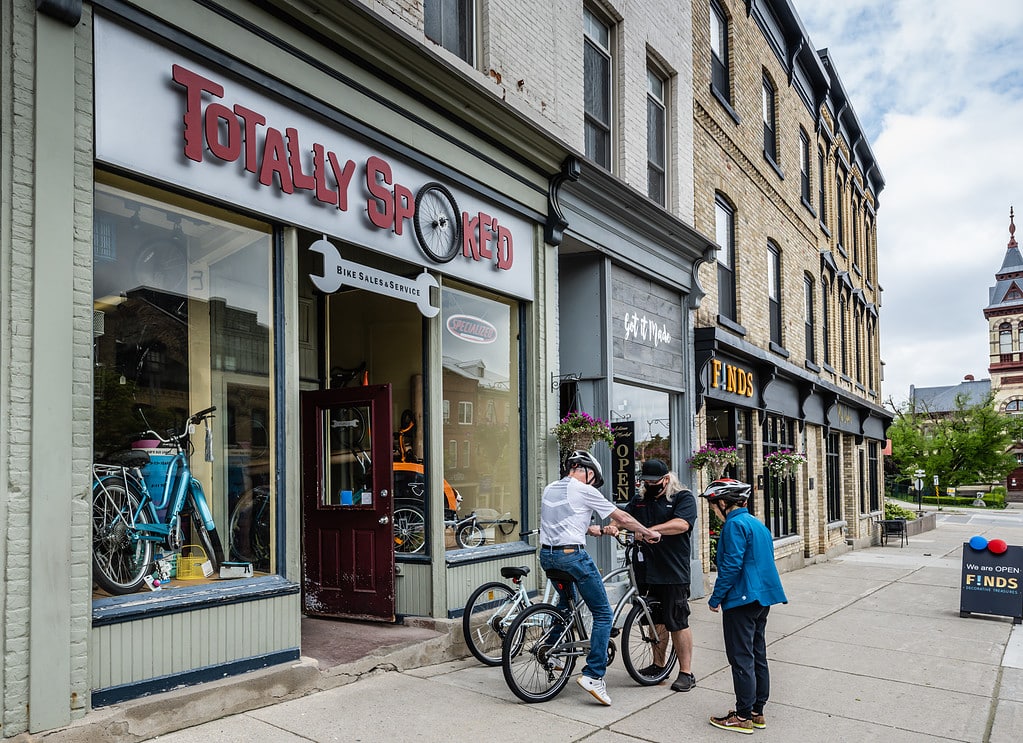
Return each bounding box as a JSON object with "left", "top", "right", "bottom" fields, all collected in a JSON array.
[{"left": 988, "top": 539, "right": 1008, "bottom": 555}]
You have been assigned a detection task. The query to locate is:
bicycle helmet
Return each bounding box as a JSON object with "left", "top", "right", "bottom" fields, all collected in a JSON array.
[
  {"left": 700, "top": 478, "right": 751, "bottom": 505},
  {"left": 565, "top": 449, "right": 604, "bottom": 489}
]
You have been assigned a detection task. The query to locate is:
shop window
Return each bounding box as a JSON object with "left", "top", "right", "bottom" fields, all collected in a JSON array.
[
  {"left": 826, "top": 433, "right": 841, "bottom": 521},
  {"left": 612, "top": 381, "right": 671, "bottom": 471},
  {"left": 868, "top": 441, "right": 880, "bottom": 511},
  {"left": 442, "top": 284, "right": 522, "bottom": 549},
  {"left": 715, "top": 195, "right": 736, "bottom": 322},
  {"left": 709, "top": 0, "right": 731, "bottom": 105},
  {"left": 584, "top": 6, "right": 614, "bottom": 170},
  {"left": 424, "top": 0, "right": 476, "bottom": 65},
  {"left": 762, "top": 415, "right": 797, "bottom": 537},
  {"left": 647, "top": 66, "right": 667, "bottom": 206},
  {"left": 92, "top": 178, "right": 275, "bottom": 597}
]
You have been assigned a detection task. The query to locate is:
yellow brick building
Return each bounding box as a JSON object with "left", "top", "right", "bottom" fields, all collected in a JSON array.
[{"left": 691, "top": 0, "right": 890, "bottom": 570}]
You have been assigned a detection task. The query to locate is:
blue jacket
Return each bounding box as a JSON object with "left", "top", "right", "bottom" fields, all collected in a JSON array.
[{"left": 709, "top": 507, "right": 788, "bottom": 611}]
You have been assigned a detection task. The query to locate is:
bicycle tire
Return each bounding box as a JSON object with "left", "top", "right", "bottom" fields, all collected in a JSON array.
[
  {"left": 502, "top": 604, "right": 577, "bottom": 703},
  {"left": 413, "top": 182, "right": 463, "bottom": 263},
  {"left": 462, "top": 581, "right": 522, "bottom": 665},
  {"left": 190, "top": 508, "right": 224, "bottom": 575},
  {"left": 456, "top": 521, "right": 486, "bottom": 549},
  {"left": 229, "top": 487, "right": 271, "bottom": 567},
  {"left": 92, "top": 477, "right": 155, "bottom": 594},
  {"left": 621, "top": 602, "right": 676, "bottom": 685},
  {"left": 393, "top": 506, "right": 426, "bottom": 553}
]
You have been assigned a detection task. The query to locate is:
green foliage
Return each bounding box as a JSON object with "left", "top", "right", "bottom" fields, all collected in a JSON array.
[
  {"left": 884, "top": 500, "right": 916, "bottom": 520},
  {"left": 887, "top": 390, "right": 1018, "bottom": 489}
]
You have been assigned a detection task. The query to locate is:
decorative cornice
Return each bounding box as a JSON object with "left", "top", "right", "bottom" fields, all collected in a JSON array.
[{"left": 544, "top": 157, "right": 581, "bottom": 246}]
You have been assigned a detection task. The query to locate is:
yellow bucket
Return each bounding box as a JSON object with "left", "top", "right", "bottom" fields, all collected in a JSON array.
[{"left": 177, "top": 545, "right": 209, "bottom": 580}]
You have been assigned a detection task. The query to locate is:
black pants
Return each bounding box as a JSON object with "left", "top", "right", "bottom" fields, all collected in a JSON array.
[{"left": 721, "top": 602, "right": 771, "bottom": 718}]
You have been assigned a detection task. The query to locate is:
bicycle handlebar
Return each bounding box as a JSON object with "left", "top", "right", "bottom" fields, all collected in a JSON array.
[{"left": 136, "top": 407, "right": 218, "bottom": 447}]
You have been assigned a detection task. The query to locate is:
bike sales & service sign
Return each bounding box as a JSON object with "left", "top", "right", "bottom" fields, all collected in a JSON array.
[{"left": 959, "top": 537, "right": 1023, "bottom": 624}]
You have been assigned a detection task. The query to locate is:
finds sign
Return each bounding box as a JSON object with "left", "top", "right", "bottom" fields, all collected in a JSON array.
[
  {"left": 959, "top": 538, "right": 1023, "bottom": 624},
  {"left": 707, "top": 357, "right": 754, "bottom": 399}
]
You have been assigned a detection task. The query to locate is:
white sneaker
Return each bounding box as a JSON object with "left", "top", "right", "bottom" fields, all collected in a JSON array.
[{"left": 577, "top": 674, "right": 611, "bottom": 706}]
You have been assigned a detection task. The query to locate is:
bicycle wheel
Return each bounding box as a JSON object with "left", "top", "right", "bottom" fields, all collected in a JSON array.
[
  {"left": 393, "top": 506, "right": 426, "bottom": 553},
  {"left": 229, "top": 487, "right": 271, "bottom": 567},
  {"left": 190, "top": 508, "right": 224, "bottom": 575},
  {"left": 456, "top": 521, "right": 486, "bottom": 548},
  {"left": 621, "top": 602, "right": 676, "bottom": 685},
  {"left": 92, "top": 478, "right": 154, "bottom": 594},
  {"left": 462, "top": 582, "right": 521, "bottom": 666},
  {"left": 502, "top": 604, "right": 576, "bottom": 703}
]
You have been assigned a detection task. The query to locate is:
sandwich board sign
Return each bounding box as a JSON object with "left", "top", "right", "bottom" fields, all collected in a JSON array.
[{"left": 959, "top": 537, "right": 1023, "bottom": 624}]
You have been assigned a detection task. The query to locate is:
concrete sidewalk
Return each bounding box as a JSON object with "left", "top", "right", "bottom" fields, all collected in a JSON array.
[{"left": 40, "top": 511, "right": 1023, "bottom": 742}]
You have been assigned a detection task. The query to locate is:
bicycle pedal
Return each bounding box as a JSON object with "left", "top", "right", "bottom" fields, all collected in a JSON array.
[{"left": 609, "top": 628, "right": 620, "bottom": 638}]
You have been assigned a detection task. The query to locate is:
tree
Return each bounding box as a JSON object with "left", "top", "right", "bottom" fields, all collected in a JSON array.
[{"left": 887, "top": 390, "right": 1019, "bottom": 489}]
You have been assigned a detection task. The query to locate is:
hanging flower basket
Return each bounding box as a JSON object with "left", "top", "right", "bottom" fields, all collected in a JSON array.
[
  {"left": 764, "top": 450, "right": 807, "bottom": 478},
  {"left": 687, "top": 444, "right": 740, "bottom": 482},
  {"left": 551, "top": 411, "right": 615, "bottom": 452}
]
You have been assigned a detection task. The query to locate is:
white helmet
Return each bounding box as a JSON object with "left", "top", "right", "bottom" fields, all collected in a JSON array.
[{"left": 565, "top": 450, "right": 604, "bottom": 489}]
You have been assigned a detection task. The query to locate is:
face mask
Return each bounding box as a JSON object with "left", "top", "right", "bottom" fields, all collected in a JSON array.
[{"left": 644, "top": 481, "right": 664, "bottom": 497}]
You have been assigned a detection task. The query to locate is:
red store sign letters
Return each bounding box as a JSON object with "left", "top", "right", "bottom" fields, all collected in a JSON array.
[{"left": 171, "top": 64, "right": 514, "bottom": 270}]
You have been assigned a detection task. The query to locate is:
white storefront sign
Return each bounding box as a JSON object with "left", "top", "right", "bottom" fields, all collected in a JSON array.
[{"left": 93, "top": 17, "right": 534, "bottom": 300}]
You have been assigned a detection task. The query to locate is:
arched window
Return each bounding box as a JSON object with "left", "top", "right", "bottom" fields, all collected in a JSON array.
[{"left": 1000, "top": 322, "right": 1013, "bottom": 357}]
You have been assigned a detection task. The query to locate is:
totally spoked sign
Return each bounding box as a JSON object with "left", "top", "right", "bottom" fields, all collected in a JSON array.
[{"left": 959, "top": 535, "right": 1023, "bottom": 624}]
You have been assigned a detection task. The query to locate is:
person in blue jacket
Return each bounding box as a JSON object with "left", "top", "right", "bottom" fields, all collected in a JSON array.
[{"left": 701, "top": 479, "right": 787, "bottom": 735}]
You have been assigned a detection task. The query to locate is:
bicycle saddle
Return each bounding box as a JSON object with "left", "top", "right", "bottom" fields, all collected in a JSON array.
[
  {"left": 500, "top": 566, "right": 530, "bottom": 579},
  {"left": 543, "top": 568, "right": 576, "bottom": 585},
  {"left": 101, "top": 449, "right": 151, "bottom": 468}
]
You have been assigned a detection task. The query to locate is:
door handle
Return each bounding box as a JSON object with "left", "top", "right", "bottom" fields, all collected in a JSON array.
[{"left": 378, "top": 516, "right": 389, "bottom": 525}]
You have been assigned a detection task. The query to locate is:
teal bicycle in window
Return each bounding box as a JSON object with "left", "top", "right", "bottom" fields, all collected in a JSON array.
[{"left": 92, "top": 406, "right": 224, "bottom": 594}]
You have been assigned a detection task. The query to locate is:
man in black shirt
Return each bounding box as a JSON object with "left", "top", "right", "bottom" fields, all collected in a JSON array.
[{"left": 612, "top": 459, "right": 698, "bottom": 692}]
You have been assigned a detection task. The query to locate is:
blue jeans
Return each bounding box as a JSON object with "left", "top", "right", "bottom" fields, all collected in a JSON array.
[
  {"left": 539, "top": 548, "right": 612, "bottom": 679},
  {"left": 721, "top": 602, "right": 771, "bottom": 718}
]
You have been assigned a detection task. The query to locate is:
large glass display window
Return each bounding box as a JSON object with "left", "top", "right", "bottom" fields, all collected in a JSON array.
[
  {"left": 92, "top": 177, "right": 275, "bottom": 598},
  {"left": 612, "top": 381, "right": 673, "bottom": 473},
  {"left": 441, "top": 283, "right": 522, "bottom": 549}
]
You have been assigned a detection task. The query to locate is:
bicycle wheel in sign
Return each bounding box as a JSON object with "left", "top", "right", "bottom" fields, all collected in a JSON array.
[
  {"left": 621, "top": 602, "right": 676, "bottom": 685},
  {"left": 92, "top": 478, "right": 154, "bottom": 595},
  {"left": 462, "top": 581, "right": 520, "bottom": 666},
  {"left": 501, "top": 604, "right": 577, "bottom": 703},
  {"left": 413, "top": 182, "right": 463, "bottom": 263}
]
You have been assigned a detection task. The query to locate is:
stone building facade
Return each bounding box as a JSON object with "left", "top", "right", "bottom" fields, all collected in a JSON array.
[{"left": 691, "top": 0, "right": 890, "bottom": 571}]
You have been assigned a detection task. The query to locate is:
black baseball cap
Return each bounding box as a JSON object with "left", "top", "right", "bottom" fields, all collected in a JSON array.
[{"left": 639, "top": 459, "right": 669, "bottom": 482}]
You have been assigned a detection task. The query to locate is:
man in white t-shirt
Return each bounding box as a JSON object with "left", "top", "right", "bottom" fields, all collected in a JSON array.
[{"left": 539, "top": 449, "right": 662, "bottom": 707}]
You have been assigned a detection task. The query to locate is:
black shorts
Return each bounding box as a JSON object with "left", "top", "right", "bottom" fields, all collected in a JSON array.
[{"left": 639, "top": 582, "right": 691, "bottom": 632}]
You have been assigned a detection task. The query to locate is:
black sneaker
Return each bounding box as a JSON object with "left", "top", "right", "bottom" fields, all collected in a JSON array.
[{"left": 671, "top": 672, "right": 696, "bottom": 692}]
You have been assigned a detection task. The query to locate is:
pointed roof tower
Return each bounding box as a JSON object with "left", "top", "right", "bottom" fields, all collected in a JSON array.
[{"left": 987, "top": 208, "right": 1023, "bottom": 311}]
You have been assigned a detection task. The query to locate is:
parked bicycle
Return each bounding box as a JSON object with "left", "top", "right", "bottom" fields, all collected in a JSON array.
[
  {"left": 461, "top": 530, "right": 559, "bottom": 664},
  {"left": 500, "top": 532, "right": 676, "bottom": 702},
  {"left": 92, "top": 406, "right": 225, "bottom": 594},
  {"left": 228, "top": 484, "right": 271, "bottom": 571}
]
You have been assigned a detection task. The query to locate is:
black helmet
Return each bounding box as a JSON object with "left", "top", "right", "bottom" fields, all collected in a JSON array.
[
  {"left": 565, "top": 449, "right": 604, "bottom": 489},
  {"left": 700, "top": 478, "right": 750, "bottom": 505}
]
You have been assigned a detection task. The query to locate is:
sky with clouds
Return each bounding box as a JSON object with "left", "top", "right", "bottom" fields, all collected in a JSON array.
[{"left": 794, "top": 0, "right": 1023, "bottom": 407}]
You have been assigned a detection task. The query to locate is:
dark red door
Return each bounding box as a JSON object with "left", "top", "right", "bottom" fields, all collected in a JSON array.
[{"left": 301, "top": 384, "right": 394, "bottom": 621}]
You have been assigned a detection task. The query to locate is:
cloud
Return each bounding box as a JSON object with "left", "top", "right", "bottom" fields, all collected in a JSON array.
[{"left": 796, "top": 0, "right": 1023, "bottom": 406}]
